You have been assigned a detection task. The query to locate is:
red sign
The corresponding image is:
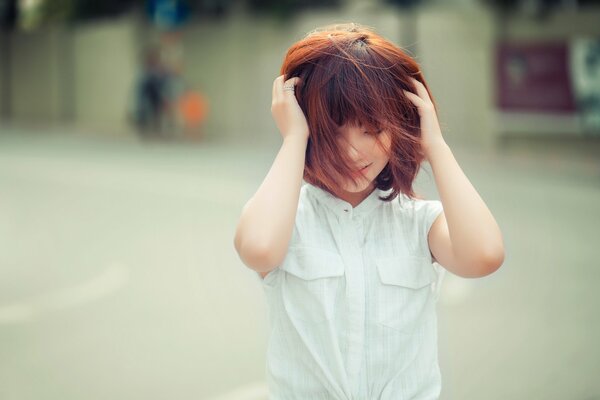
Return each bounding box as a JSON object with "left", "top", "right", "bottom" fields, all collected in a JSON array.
[{"left": 496, "top": 42, "right": 576, "bottom": 113}]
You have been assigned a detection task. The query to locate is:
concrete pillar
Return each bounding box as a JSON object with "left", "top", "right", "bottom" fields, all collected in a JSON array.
[
  {"left": 72, "top": 17, "right": 138, "bottom": 134},
  {"left": 8, "top": 27, "right": 69, "bottom": 124},
  {"left": 417, "top": 5, "right": 496, "bottom": 149}
]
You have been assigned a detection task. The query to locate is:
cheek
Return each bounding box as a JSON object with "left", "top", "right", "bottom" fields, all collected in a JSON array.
[
  {"left": 374, "top": 145, "right": 390, "bottom": 165},
  {"left": 374, "top": 134, "right": 392, "bottom": 157}
]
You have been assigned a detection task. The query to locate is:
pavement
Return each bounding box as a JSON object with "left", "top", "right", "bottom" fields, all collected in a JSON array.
[{"left": 0, "top": 126, "right": 598, "bottom": 400}]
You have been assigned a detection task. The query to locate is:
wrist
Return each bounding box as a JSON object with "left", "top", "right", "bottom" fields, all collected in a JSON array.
[
  {"left": 422, "top": 139, "right": 449, "bottom": 160},
  {"left": 283, "top": 132, "right": 309, "bottom": 144}
]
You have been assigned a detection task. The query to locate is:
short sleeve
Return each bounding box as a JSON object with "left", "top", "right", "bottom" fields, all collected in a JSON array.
[
  {"left": 414, "top": 199, "right": 444, "bottom": 257},
  {"left": 414, "top": 199, "right": 445, "bottom": 301}
]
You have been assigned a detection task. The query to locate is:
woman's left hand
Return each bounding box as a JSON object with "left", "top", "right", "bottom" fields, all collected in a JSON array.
[{"left": 402, "top": 77, "right": 446, "bottom": 161}]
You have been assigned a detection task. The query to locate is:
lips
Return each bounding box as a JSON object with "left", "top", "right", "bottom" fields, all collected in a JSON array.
[{"left": 351, "top": 163, "right": 371, "bottom": 176}]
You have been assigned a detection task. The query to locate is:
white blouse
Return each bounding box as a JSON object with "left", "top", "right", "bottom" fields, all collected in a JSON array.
[{"left": 260, "top": 181, "right": 445, "bottom": 400}]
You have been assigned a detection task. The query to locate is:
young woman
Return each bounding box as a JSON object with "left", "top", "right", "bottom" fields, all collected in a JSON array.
[{"left": 234, "top": 23, "right": 504, "bottom": 400}]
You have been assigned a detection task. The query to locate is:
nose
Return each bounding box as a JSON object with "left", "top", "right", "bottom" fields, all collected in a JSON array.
[
  {"left": 341, "top": 138, "right": 366, "bottom": 166},
  {"left": 346, "top": 141, "right": 359, "bottom": 158}
]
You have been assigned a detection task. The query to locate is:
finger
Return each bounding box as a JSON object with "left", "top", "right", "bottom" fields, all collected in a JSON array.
[
  {"left": 284, "top": 76, "right": 299, "bottom": 84},
  {"left": 282, "top": 77, "right": 301, "bottom": 96},
  {"left": 403, "top": 90, "right": 426, "bottom": 108},
  {"left": 273, "top": 75, "right": 284, "bottom": 101},
  {"left": 409, "top": 77, "right": 432, "bottom": 103}
]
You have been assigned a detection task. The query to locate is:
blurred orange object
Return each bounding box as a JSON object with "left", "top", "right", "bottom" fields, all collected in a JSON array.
[{"left": 178, "top": 90, "right": 208, "bottom": 127}]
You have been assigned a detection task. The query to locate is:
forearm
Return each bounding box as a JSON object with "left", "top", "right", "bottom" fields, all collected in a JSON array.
[
  {"left": 234, "top": 134, "right": 308, "bottom": 270},
  {"left": 426, "top": 141, "right": 505, "bottom": 266}
]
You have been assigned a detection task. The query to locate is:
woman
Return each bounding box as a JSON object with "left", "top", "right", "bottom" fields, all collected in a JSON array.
[{"left": 234, "top": 22, "right": 505, "bottom": 399}]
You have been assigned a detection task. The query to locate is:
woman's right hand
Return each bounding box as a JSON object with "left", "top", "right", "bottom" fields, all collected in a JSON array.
[{"left": 271, "top": 75, "right": 309, "bottom": 141}]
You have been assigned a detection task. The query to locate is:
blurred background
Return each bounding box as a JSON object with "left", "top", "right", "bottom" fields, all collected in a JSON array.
[{"left": 0, "top": 0, "right": 599, "bottom": 399}]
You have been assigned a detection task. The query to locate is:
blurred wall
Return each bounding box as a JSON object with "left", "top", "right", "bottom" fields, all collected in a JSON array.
[
  {"left": 0, "top": 4, "right": 499, "bottom": 146},
  {"left": 72, "top": 17, "right": 138, "bottom": 134},
  {"left": 418, "top": 5, "right": 495, "bottom": 148},
  {"left": 179, "top": 14, "right": 289, "bottom": 146},
  {"left": 0, "top": 32, "right": 7, "bottom": 119},
  {"left": 179, "top": 3, "right": 496, "bottom": 147},
  {"left": 178, "top": 4, "right": 414, "bottom": 147},
  {"left": 502, "top": 8, "right": 600, "bottom": 39},
  {"left": 7, "top": 27, "right": 67, "bottom": 123},
  {"left": 3, "top": 4, "right": 599, "bottom": 144},
  {"left": 0, "top": 17, "right": 137, "bottom": 134}
]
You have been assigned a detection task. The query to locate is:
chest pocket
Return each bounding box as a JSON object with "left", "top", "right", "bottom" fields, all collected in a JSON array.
[
  {"left": 374, "top": 255, "right": 437, "bottom": 333},
  {"left": 280, "top": 246, "right": 345, "bottom": 324}
]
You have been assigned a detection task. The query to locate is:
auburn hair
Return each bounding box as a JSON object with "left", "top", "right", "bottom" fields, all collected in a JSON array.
[{"left": 279, "top": 22, "right": 439, "bottom": 202}]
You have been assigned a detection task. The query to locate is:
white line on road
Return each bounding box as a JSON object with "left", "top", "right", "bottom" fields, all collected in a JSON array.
[
  {"left": 205, "top": 382, "right": 269, "bottom": 400},
  {"left": 0, "top": 263, "right": 129, "bottom": 324}
]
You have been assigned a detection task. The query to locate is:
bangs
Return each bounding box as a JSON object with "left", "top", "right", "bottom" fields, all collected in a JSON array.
[{"left": 317, "top": 41, "right": 395, "bottom": 133}]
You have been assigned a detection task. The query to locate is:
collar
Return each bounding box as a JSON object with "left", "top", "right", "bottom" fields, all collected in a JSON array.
[{"left": 304, "top": 182, "right": 395, "bottom": 219}]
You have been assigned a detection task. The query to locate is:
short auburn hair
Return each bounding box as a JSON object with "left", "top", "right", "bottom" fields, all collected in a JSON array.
[{"left": 279, "top": 22, "right": 439, "bottom": 202}]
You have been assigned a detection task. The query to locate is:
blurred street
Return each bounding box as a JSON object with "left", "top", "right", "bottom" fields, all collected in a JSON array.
[{"left": 1, "top": 127, "right": 598, "bottom": 400}]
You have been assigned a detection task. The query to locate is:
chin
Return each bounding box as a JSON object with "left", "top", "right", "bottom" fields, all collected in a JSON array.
[{"left": 342, "top": 178, "right": 373, "bottom": 193}]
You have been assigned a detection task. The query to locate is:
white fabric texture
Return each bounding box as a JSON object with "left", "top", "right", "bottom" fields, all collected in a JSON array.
[{"left": 260, "top": 181, "right": 445, "bottom": 400}]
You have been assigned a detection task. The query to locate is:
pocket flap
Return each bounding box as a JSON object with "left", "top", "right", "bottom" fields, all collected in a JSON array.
[
  {"left": 281, "top": 246, "right": 345, "bottom": 280},
  {"left": 375, "top": 255, "right": 435, "bottom": 289}
]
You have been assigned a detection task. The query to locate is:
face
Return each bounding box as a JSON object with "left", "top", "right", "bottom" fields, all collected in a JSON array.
[{"left": 332, "top": 123, "right": 392, "bottom": 203}]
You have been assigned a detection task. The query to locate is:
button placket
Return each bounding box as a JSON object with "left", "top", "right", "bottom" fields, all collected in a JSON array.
[
  {"left": 341, "top": 218, "right": 366, "bottom": 388},
  {"left": 352, "top": 214, "right": 365, "bottom": 248},
  {"left": 342, "top": 205, "right": 352, "bottom": 219}
]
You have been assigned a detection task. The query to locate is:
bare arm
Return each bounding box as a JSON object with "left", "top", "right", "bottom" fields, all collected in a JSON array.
[
  {"left": 426, "top": 142, "right": 505, "bottom": 277},
  {"left": 234, "top": 135, "right": 307, "bottom": 271},
  {"left": 233, "top": 75, "right": 309, "bottom": 272},
  {"left": 403, "top": 77, "right": 505, "bottom": 277}
]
